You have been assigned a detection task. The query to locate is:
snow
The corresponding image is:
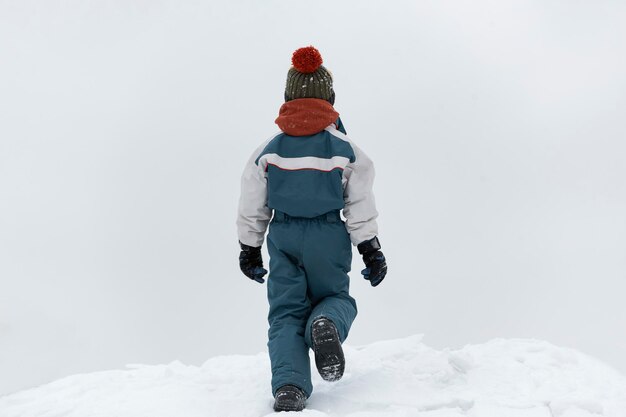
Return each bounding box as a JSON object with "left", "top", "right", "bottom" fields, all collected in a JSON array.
[{"left": 1, "top": 335, "right": 625, "bottom": 417}]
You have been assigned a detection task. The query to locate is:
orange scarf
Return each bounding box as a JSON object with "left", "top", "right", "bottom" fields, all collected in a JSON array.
[{"left": 275, "top": 98, "right": 339, "bottom": 136}]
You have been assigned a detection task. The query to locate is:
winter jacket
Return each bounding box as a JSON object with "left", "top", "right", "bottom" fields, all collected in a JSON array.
[{"left": 237, "top": 98, "right": 378, "bottom": 248}]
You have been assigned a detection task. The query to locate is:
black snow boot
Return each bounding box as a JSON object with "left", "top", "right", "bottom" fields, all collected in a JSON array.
[
  {"left": 273, "top": 384, "right": 306, "bottom": 412},
  {"left": 311, "top": 317, "right": 345, "bottom": 382}
]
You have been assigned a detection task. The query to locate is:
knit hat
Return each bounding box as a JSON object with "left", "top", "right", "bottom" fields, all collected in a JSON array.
[{"left": 284, "top": 46, "right": 335, "bottom": 104}]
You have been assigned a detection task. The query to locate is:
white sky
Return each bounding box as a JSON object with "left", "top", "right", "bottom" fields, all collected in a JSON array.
[{"left": 1, "top": 0, "right": 625, "bottom": 395}]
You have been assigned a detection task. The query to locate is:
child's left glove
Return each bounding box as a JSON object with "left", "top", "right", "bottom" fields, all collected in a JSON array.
[
  {"left": 357, "top": 236, "right": 388, "bottom": 287},
  {"left": 238, "top": 242, "right": 268, "bottom": 284}
]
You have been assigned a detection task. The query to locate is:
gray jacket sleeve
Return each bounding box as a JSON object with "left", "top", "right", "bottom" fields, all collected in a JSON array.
[
  {"left": 342, "top": 140, "right": 379, "bottom": 246},
  {"left": 236, "top": 136, "right": 276, "bottom": 247}
]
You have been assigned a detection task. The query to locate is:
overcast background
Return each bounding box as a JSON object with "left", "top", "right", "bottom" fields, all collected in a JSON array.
[{"left": 1, "top": 0, "right": 625, "bottom": 396}]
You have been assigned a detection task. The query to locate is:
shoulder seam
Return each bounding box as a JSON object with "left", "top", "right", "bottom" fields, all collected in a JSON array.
[
  {"left": 255, "top": 131, "right": 284, "bottom": 165},
  {"left": 325, "top": 125, "right": 351, "bottom": 143},
  {"left": 325, "top": 126, "right": 356, "bottom": 163}
]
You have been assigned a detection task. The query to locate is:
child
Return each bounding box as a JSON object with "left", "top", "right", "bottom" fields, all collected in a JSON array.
[{"left": 236, "top": 46, "right": 387, "bottom": 412}]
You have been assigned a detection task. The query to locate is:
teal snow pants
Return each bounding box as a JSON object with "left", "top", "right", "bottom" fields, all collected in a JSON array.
[{"left": 266, "top": 209, "right": 358, "bottom": 398}]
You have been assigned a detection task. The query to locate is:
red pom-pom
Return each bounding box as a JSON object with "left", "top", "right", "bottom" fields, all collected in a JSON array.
[{"left": 291, "top": 46, "right": 323, "bottom": 73}]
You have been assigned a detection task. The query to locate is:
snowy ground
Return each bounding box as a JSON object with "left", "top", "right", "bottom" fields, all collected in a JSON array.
[{"left": 1, "top": 335, "right": 625, "bottom": 417}]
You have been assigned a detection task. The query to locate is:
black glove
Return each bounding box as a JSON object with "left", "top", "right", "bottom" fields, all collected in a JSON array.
[
  {"left": 238, "top": 242, "right": 268, "bottom": 284},
  {"left": 357, "top": 236, "right": 387, "bottom": 287}
]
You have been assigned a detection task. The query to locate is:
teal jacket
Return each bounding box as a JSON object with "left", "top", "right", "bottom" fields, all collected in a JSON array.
[{"left": 237, "top": 99, "right": 379, "bottom": 247}]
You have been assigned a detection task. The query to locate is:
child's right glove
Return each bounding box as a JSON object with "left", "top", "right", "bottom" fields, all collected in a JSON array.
[
  {"left": 357, "top": 236, "right": 387, "bottom": 287},
  {"left": 238, "top": 242, "right": 268, "bottom": 284}
]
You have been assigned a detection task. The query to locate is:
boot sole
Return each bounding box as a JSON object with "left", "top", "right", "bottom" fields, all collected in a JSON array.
[
  {"left": 311, "top": 318, "right": 345, "bottom": 382},
  {"left": 273, "top": 403, "right": 305, "bottom": 412}
]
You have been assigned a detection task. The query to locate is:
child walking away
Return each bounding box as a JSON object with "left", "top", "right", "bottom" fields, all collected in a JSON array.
[{"left": 236, "top": 46, "right": 388, "bottom": 412}]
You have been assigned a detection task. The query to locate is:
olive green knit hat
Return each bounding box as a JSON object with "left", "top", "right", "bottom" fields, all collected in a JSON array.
[{"left": 284, "top": 46, "right": 335, "bottom": 104}]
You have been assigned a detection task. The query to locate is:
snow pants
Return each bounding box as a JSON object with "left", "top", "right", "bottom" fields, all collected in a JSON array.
[{"left": 266, "top": 209, "right": 357, "bottom": 398}]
